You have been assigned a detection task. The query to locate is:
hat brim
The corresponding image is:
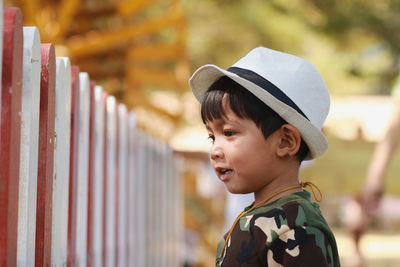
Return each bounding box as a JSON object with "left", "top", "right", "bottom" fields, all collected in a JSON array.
[{"left": 189, "top": 64, "right": 328, "bottom": 160}]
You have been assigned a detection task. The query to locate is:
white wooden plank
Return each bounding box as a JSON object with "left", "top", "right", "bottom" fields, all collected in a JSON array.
[
  {"left": 157, "top": 141, "right": 165, "bottom": 267},
  {"left": 59, "top": 57, "right": 71, "bottom": 267},
  {"left": 90, "top": 85, "right": 104, "bottom": 267},
  {"left": 17, "top": 26, "right": 41, "bottom": 267},
  {"left": 73, "top": 72, "right": 90, "bottom": 267},
  {"left": 136, "top": 130, "right": 147, "bottom": 267},
  {"left": 167, "top": 148, "right": 173, "bottom": 267},
  {"left": 127, "top": 112, "right": 137, "bottom": 266},
  {"left": 160, "top": 143, "right": 168, "bottom": 267},
  {"left": 173, "top": 152, "right": 184, "bottom": 267},
  {"left": 51, "top": 56, "right": 72, "bottom": 266},
  {"left": 171, "top": 153, "right": 175, "bottom": 267},
  {"left": 157, "top": 140, "right": 165, "bottom": 267},
  {"left": 117, "top": 104, "right": 128, "bottom": 267},
  {"left": 151, "top": 140, "right": 158, "bottom": 267},
  {"left": 105, "top": 95, "right": 117, "bottom": 267},
  {"left": 67, "top": 66, "right": 81, "bottom": 265},
  {"left": 51, "top": 57, "right": 66, "bottom": 266},
  {"left": 146, "top": 135, "right": 155, "bottom": 267}
]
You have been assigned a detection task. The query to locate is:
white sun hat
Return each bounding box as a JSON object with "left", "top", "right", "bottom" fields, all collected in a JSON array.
[{"left": 189, "top": 46, "right": 330, "bottom": 160}]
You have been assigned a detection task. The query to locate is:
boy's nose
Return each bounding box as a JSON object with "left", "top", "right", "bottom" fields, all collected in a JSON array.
[{"left": 210, "top": 144, "right": 224, "bottom": 160}]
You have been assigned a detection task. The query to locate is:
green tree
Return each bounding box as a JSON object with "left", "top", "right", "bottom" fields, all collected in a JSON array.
[{"left": 183, "top": 0, "right": 400, "bottom": 95}]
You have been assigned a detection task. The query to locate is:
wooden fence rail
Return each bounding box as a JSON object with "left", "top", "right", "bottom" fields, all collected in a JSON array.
[{"left": 0, "top": 5, "right": 183, "bottom": 267}]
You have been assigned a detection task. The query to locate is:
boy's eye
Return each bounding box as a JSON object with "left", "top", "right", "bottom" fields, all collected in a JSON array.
[
  {"left": 224, "top": 130, "right": 236, "bottom": 137},
  {"left": 208, "top": 135, "right": 215, "bottom": 143}
]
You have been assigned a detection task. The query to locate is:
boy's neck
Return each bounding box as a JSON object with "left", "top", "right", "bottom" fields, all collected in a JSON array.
[
  {"left": 253, "top": 185, "right": 302, "bottom": 206},
  {"left": 253, "top": 162, "right": 301, "bottom": 205}
]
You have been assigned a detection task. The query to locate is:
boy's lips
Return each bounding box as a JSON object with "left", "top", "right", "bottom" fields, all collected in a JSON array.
[{"left": 215, "top": 167, "right": 233, "bottom": 181}]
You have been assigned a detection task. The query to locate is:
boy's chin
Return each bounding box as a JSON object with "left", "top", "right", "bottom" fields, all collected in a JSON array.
[{"left": 225, "top": 186, "right": 251, "bottom": 195}]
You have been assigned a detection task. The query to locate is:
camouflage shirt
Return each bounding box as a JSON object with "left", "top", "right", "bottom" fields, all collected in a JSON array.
[{"left": 216, "top": 191, "right": 340, "bottom": 267}]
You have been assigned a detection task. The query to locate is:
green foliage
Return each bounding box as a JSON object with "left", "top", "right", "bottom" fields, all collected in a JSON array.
[
  {"left": 183, "top": 0, "right": 400, "bottom": 95},
  {"left": 301, "top": 133, "right": 400, "bottom": 196}
]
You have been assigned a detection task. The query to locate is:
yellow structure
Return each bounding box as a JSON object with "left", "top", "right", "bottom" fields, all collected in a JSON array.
[{"left": 9, "top": 0, "right": 189, "bottom": 139}]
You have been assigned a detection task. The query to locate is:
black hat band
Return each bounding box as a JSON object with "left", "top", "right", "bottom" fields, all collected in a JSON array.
[{"left": 228, "top": 67, "right": 309, "bottom": 120}]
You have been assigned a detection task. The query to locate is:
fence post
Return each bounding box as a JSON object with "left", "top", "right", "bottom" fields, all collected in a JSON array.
[
  {"left": 104, "top": 95, "right": 117, "bottom": 267},
  {"left": 135, "top": 130, "right": 147, "bottom": 267},
  {"left": 35, "top": 43, "right": 56, "bottom": 267},
  {"left": 68, "top": 66, "right": 80, "bottom": 267},
  {"left": 174, "top": 152, "right": 184, "bottom": 266},
  {"left": 87, "top": 85, "right": 105, "bottom": 267},
  {"left": 60, "top": 57, "right": 72, "bottom": 267},
  {"left": 0, "top": 7, "right": 23, "bottom": 266},
  {"left": 158, "top": 140, "right": 165, "bottom": 267},
  {"left": 166, "top": 148, "right": 173, "bottom": 267},
  {"left": 75, "top": 72, "right": 90, "bottom": 267},
  {"left": 0, "top": 0, "right": 3, "bottom": 105},
  {"left": 1, "top": 5, "right": 185, "bottom": 267},
  {"left": 160, "top": 143, "right": 168, "bottom": 267},
  {"left": 127, "top": 112, "right": 137, "bottom": 266},
  {"left": 51, "top": 57, "right": 72, "bottom": 266},
  {"left": 145, "top": 134, "right": 153, "bottom": 267},
  {"left": 87, "top": 81, "right": 95, "bottom": 267},
  {"left": 17, "top": 26, "right": 41, "bottom": 267},
  {"left": 117, "top": 103, "right": 128, "bottom": 267}
]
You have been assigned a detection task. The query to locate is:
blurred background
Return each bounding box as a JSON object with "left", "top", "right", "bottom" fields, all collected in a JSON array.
[{"left": 6, "top": 0, "right": 400, "bottom": 266}]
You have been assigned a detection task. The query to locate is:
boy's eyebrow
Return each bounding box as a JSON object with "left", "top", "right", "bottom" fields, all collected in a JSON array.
[
  {"left": 205, "top": 119, "right": 224, "bottom": 131},
  {"left": 205, "top": 116, "right": 243, "bottom": 131}
]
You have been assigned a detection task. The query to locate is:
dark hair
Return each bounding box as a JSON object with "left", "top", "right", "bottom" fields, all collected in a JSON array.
[{"left": 201, "top": 76, "right": 309, "bottom": 162}]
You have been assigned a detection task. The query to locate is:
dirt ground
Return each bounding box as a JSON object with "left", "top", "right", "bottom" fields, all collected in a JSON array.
[{"left": 335, "top": 228, "right": 400, "bottom": 267}]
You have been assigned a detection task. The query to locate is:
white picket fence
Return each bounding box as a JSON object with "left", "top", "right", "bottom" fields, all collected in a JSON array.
[{"left": 0, "top": 5, "right": 183, "bottom": 267}]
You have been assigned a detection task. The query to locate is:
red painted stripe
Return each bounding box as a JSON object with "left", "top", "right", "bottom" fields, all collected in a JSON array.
[
  {"left": 0, "top": 7, "right": 23, "bottom": 266},
  {"left": 35, "top": 43, "right": 56, "bottom": 267},
  {"left": 87, "top": 81, "right": 96, "bottom": 267},
  {"left": 68, "top": 66, "right": 80, "bottom": 267}
]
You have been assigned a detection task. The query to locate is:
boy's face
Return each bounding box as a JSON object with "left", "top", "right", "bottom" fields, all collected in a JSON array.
[{"left": 205, "top": 98, "right": 280, "bottom": 195}]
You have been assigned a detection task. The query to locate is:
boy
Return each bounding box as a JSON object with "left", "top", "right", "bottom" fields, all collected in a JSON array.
[{"left": 189, "top": 47, "right": 340, "bottom": 266}]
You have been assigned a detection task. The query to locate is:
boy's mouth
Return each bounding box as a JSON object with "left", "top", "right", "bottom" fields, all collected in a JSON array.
[{"left": 215, "top": 167, "right": 233, "bottom": 181}]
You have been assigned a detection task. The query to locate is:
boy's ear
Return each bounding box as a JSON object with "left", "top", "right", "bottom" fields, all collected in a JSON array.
[{"left": 276, "top": 124, "right": 301, "bottom": 158}]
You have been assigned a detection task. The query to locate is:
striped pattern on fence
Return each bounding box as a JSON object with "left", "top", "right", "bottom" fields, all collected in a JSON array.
[{"left": 0, "top": 5, "right": 183, "bottom": 267}]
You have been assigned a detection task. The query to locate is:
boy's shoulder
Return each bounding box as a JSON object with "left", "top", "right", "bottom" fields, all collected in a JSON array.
[
  {"left": 235, "top": 191, "right": 335, "bottom": 248},
  {"left": 218, "top": 191, "right": 340, "bottom": 266},
  {"left": 241, "top": 191, "right": 325, "bottom": 233}
]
